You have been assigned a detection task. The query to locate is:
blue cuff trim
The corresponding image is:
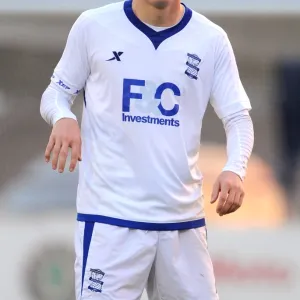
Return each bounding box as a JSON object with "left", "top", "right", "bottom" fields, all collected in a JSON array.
[{"left": 77, "top": 214, "right": 205, "bottom": 231}]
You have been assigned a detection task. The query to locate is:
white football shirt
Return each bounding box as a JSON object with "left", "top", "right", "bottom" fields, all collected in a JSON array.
[{"left": 51, "top": 0, "right": 251, "bottom": 230}]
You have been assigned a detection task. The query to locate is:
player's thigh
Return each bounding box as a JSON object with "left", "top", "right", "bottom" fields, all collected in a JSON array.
[
  {"left": 75, "top": 222, "right": 157, "bottom": 300},
  {"left": 147, "top": 227, "right": 219, "bottom": 300}
]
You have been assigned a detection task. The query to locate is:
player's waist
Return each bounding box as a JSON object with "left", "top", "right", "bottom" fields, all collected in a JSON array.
[{"left": 77, "top": 213, "right": 206, "bottom": 231}]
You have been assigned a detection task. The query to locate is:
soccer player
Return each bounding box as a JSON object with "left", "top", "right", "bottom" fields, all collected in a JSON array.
[{"left": 40, "top": 0, "right": 254, "bottom": 299}]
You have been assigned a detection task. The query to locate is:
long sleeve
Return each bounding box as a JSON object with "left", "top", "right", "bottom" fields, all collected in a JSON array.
[
  {"left": 40, "top": 12, "right": 90, "bottom": 126},
  {"left": 222, "top": 109, "right": 254, "bottom": 180},
  {"left": 209, "top": 31, "right": 254, "bottom": 180},
  {"left": 40, "top": 82, "right": 77, "bottom": 126}
]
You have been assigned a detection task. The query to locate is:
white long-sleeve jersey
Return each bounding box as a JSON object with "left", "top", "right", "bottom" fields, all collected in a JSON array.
[{"left": 41, "top": 0, "right": 253, "bottom": 230}]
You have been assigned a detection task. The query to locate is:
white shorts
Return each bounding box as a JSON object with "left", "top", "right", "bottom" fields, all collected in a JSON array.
[{"left": 75, "top": 221, "right": 219, "bottom": 300}]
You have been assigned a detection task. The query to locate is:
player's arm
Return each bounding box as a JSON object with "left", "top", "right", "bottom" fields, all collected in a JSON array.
[
  {"left": 40, "top": 13, "right": 91, "bottom": 173},
  {"left": 209, "top": 32, "right": 254, "bottom": 216}
]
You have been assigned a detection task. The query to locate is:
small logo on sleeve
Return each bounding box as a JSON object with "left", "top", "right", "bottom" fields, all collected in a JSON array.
[{"left": 52, "top": 75, "right": 80, "bottom": 94}]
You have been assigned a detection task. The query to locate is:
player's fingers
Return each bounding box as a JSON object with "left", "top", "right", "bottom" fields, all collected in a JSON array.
[
  {"left": 226, "top": 192, "right": 240, "bottom": 215},
  {"left": 229, "top": 191, "right": 245, "bottom": 214},
  {"left": 219, "top": 190, "right": 236, "bottom": 216},
  {"left": 58, "top": 143, "right": 70, "bottom": 173},
  {"left": 45, "top": 135, "right": 55, "bottom": 163},
  {"left": 210, "top": 180, "right": 220, "bottom": 204},
  {"left": 227, "top": 187, "right": 245, "bottom": 215},
  {"left": 216, "top": 184, "right": 229, "bottom": 215},
  {"left": 69, "top": 139, "right": 81, "bottom": 172},
  {"left": 78, "top": 138, "right": 82, "bottom": 162},
  {"left": 51, "top": 139, "right": 62, "bottom": 170}
]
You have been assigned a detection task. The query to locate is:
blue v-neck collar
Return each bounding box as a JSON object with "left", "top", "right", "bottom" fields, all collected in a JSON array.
[{"left": 124, "top": 0, "right": 192, "bottom": 50}]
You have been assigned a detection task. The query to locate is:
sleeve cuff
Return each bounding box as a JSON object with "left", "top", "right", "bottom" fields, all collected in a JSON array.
[
  {"left": 52, "top": 112, "right": 77, "bottom": 126},
  {"left": 222, "top": 165, "right": 246, "bottom": 182}
]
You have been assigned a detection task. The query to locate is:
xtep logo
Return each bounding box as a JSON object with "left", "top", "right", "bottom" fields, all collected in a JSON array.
[
  {"left": 122, "top": 79, "right": 181, "bottom": 127},
  {"left": 106, "top": 51, "right": 124, "bottom": 61}
]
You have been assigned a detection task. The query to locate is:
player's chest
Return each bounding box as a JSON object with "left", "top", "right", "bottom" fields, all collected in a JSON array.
[{"left": 89, "top": 39, "right": 214, "bottom": 89}]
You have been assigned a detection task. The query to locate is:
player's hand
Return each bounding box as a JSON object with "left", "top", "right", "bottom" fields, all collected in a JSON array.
[
  {"left": 210, "top": 171, "right": 244, "bottom": 216},
  {"left": 45, "top": 118, "right": 82, "bottom": 173}
]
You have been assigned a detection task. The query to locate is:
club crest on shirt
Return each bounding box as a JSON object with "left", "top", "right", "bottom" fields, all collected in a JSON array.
[
  {"left": 88, "top": 269, "right": 105, "bottom": 293},
  {"left": 185, "top": 53, "right": 201, "bottom": 80}
]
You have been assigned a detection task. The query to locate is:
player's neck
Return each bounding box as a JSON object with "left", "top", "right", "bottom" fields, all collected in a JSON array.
[{"left": 132, "top": 0, "right": 184, "bottom": 27}]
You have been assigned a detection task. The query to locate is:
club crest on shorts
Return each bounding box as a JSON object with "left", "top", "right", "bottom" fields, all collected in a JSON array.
[
  {"left": 88, "top": 269, "right": 105, "bottom": 293},
  {"left": 185, "top": 53, "right": 201, "bottom": 80}
]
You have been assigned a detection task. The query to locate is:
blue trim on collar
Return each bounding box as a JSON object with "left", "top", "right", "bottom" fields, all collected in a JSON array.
[
  {"left": 124, "top": 0, "right": 192, "bottom": 50},
  {"left": 77, "top": 213, "right": 205, "bottom": 231}
]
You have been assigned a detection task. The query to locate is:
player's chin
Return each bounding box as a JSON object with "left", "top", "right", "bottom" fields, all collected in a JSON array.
[{"left": 148, "top": 0, "right": 172, "bottom": 10}]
